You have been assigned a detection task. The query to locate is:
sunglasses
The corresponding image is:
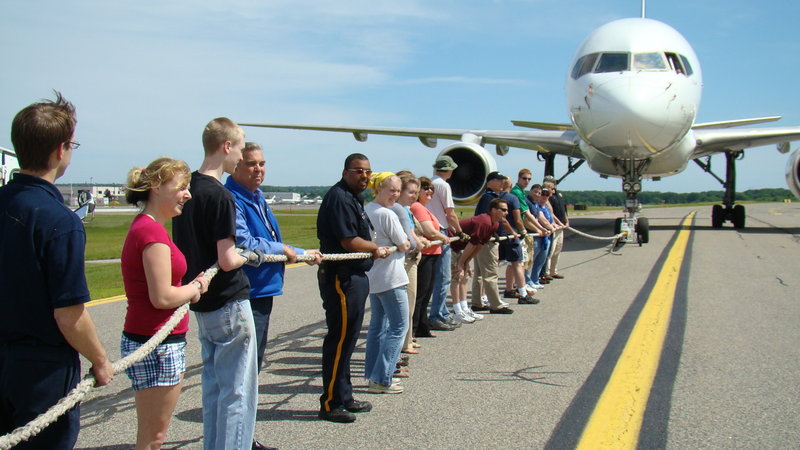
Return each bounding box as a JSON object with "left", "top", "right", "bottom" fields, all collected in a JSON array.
[{"left": 345, "top": 168, "right": 372, "bottom": 176}]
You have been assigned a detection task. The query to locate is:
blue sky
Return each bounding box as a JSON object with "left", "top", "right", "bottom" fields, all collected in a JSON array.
[{"left": 2, "top": 0, "right": 799, "bottom": 193}]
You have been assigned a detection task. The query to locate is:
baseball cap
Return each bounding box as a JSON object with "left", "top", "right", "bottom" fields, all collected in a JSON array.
[
  {"left": 486, "top": 171, "right": 505, "bottom": 182},
  {"left": 433, "top": 155, "right": 458, "bottom": 171}
]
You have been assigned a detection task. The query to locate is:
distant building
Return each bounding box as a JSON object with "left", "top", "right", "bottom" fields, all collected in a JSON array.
[
  {"left": 1, "top": 147, "right": 19, "bottom": 186},
  {"left": 55, "top": 183, "right": 125, "bottom": 206},
  {"left": 264, "top": 191, "right": 302, "bottom": 204}
]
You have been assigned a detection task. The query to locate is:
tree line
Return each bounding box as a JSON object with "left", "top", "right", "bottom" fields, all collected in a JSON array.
[{"left": 262, "top": 186, "right": 793, "bottom": 207}]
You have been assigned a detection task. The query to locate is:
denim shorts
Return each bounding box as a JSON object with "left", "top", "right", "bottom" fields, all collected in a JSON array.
[{"left": 121, "top": 335, "right": 186, "bottom": 391}]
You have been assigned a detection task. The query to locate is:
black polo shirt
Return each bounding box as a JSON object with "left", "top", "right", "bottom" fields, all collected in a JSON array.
[
  {"left": 317, "top": 179, "right": 374, "bottom": 272},
  {"left": 0, "top": 173, "right": 90, "bottom": 347},
  {"left": 173, "top": 172, "right": 250, "bottom": 312}
]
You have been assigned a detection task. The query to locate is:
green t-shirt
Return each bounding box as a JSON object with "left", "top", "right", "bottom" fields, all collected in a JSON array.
[{"left": 511, "top": 184, "right": 529, "bottom": 214}]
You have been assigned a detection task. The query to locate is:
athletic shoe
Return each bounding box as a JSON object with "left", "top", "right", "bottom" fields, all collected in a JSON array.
[
  {"left": 503, "top": 290, "right": 519, "bottom": 299},
  {"left": 471, "top": 305, "right": 490, "bottom": 312},
  {"left": 481, "top": 295, "right": 490, "bottom": 307},
  {"left": 551, "top": 273, "right": 565, "bottom": 279},
  {"left": 529, "top": 283, "right": 544, "bottom": 289},
  {"left": 367, "top": 381, "right": 404, "bottom": 394},
  {"left": 525, "top": 285, "right": 538, "bottom": 295},
  {"left": 489, "top": 307, "right": 514, "bottom": 314},
  {"left": 464, "top": 307, "right": 484, "bottom": 320},
  {"left": 453, "top": 311, "right": 476, "bottom": 324},
  {"left": 518, "top": 295, "right": 540, "bottom": 305},
  {"left": 499, "top": 299, "right": 511, "bottom": 308}
]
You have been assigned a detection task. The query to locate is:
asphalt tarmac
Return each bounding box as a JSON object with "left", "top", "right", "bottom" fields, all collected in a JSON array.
[{"left": 70, "top": 202, "right": 800, "bottom": 449}]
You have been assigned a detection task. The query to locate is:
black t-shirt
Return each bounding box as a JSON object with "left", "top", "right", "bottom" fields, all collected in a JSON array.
[
  {"left": 317, "top": 179, "right": 374, "bottom": 273},
  {"left": 549, "top": 192, "right": 567, "bottom": 223},
  {"left": 173, "top": 172, "right": 249, "bottom": 312}
]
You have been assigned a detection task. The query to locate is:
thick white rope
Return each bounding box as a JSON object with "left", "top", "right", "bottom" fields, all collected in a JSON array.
[{"left": 566, "top": 226, "right": 625, "bottom": 241}]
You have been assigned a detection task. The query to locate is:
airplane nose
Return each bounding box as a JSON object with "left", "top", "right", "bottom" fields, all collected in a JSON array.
[{"left": 572, "top": 75, "right": 695, "bottom": 157}]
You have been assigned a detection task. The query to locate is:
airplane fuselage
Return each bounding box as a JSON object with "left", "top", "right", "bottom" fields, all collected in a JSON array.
[{"left": 566, "top": 18, "right": 703, "bottom": 179}]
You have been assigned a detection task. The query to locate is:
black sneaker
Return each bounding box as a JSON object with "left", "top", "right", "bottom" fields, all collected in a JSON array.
[
  {"left": 471, "top": 305, "right": 490, "bottom": 312},
  {"left": 344, "top": 400, "right": 373, "bottom": 413},
  {"left": 518, "top": 295, "right": 540, "bottom": 305},
  {"left": 503, "top": 290, "right": 520, "bottom": 299},
  {"left": 489, "top": 307, "right": 515, "bottom": 314},
  {"left": 319, "top": 406, "right": 356, "bottom": 423}
]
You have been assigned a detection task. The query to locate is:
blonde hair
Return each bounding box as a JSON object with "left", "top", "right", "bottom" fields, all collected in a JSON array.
[
  {"left": 367, "top": 171, "right": 397, "bottom": 192},
  {"left": 202, "top": 117, "right": 244, "bottom": 155},
  {"left": 125, "top": 157, "right": 190, "bottom": 206}
]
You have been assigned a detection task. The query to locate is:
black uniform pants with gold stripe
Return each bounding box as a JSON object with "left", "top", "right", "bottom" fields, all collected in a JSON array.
[{"left": 318, "top": 263, "right": 369, "bottom": 412}]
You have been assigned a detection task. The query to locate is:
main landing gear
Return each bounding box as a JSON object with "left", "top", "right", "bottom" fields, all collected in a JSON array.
[{"left": 694, "top": 151, "right": 746, "bottom": 229}]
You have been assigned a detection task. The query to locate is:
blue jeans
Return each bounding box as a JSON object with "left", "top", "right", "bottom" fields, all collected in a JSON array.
[
  {"left": 250, "top": 296, "right": 274, "bottom": 373},
  {"left": 530, "top": 238, "right": 551, "bottom": 283},
  {"left": 429, "top": 239, "right": 451, "bottom": 322},
  {"left": 365, "top": 287, "right": 409, "bottom": 386},
  {"left": 194, "top": 299, "right": 258, "bottom": 450}
]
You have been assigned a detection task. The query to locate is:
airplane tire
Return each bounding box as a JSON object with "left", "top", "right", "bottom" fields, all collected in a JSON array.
[
  {"left": 733, "top": 204, "right": 746, "bottom": 229},
  {"left": 613, "top": 217, "right": 623, "bottom": 235},
  {"left": 711, "top": 204, "right": 723, "bottom": 228},
  {"left": 636, "top": 217, "right": 650, "bottom": 244}
]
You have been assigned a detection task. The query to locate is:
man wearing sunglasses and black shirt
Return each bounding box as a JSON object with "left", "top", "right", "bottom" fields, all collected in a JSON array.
[{"left": 317, "top": 153, "right": 390, "bottom": 423}]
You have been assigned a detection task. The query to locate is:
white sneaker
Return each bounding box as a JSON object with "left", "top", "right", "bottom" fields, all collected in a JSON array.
[
  {"left": 525, "top": 285, "right": 538, "bottom": 295},
  {"left": 367, "top": 381, "right": 404, "bottom": 394},
  {"left": 481, "top": 295, "right": 490, "bottom": 307},
  {"left": 454, "top": 311, "right": 476, "bottom": 324},
  {"left": 530, "top": 283, "right": 544, "bottom": 289},
  {"left": 499, "top": 300, "right": 510, "bottom": 308},
  {"left": 465, "top": 306, "right": 484, "bottom": 320}
]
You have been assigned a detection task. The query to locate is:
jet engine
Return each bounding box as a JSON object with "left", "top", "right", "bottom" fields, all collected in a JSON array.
[
  {"left": 786, "top": 147, "right": 800, "bottom": 200},
  {"left": 437, "top": 140, "right": 497, "bottom": 205}
]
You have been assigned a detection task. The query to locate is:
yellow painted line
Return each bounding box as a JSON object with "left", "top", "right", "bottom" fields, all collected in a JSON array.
[
  {"left": 86, "top": 294, "right": 126, "bottom": 307},
  {"left": 87, "top": 262, "right": 308, "bottom": 306},
  {"left": 577, "top": 211, "right": 695, "bottom": 449}
]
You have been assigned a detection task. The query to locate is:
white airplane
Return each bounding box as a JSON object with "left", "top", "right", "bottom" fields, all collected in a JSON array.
[
  {"left": 241, "top": 17, "right": 800, "bottom": 244},
  {"left": 264, "top": 194, "right": 277, "bottom": 205}
]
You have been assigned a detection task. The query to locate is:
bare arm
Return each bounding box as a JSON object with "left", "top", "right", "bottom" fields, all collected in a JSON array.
[
  {"left": 340, "top": 236, "right": 388, "bottom": 259},
  {"left": 445, "top": 207, "right": 462, "bottom": 234},
  {"left": 419, "top": 220, "right": 450, "bottom": 244},
  {"left": 143, "top": 243, "right": 209, "bottom": 309},
  {"left": 217, "top": 236, "right": 247, "bottom": 272},
  {"left": 54, "top": 304, "right": 114, "bottom": 386}
]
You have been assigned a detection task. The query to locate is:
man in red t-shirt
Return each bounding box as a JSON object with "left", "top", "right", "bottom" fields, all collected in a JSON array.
[{"left": 450, "top": 198, "right": 514, "bottom": 314}]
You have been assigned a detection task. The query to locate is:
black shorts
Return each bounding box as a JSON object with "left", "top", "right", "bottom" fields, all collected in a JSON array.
[{"left": 499, "top": 238, "right": 523, "bottom": 262}]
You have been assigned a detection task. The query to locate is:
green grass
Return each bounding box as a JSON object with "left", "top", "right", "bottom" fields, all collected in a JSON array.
[{"left": 85, "top": 263, "right": 124, "bottom": 299}]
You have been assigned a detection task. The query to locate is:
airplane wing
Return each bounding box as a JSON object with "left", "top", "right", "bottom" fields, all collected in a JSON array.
[
  {"left": 238, "top": 122, "right": 583, "bottom": 158},
  {"left": 692, "top": 126, "right": 800, "bottom": 158}
]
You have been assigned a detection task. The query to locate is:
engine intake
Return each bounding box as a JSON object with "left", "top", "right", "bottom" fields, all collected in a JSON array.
[
  {"left": 786, "top": 147, "right": 800, "bottom": 200},
  {"left": 437, "top": 142, "right": 497, "bottom": 205}
]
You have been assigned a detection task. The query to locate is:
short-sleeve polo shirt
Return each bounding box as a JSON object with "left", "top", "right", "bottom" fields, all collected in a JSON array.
[
  {"left": 317, "top": 179, "right": 374, "bottom": 272},
  {"left": 0, "top": 173, "right": 90, "bottom": 347}
]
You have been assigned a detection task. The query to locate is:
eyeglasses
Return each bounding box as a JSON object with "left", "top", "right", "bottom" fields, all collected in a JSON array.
[
  {"left": 345, "top": 168, "right": 372, "bottom": 176},
  {"left": 493, "top": 207, "right": 508, "bottom": 212},
  {"left": 422, "top": 186, "right": 434, "bottom": 191},
  {"left": 68, "top": 141, "right": 80, "bottom": 149},
  {"left": 521, "top": 177, "right": 531, "bottom": 181}
]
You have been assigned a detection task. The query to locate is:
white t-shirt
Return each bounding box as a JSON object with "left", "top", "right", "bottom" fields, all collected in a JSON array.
[
  {"left": 428, "top": 175, "right": 454, "bottom": 230},
  {"left": 365, "top": 202, "right": 409, "bottom": 293}
]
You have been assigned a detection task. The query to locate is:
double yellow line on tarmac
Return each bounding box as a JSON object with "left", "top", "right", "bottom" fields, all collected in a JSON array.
[{"left": 577, "top": 212, "right": 696, "bottom": 449}]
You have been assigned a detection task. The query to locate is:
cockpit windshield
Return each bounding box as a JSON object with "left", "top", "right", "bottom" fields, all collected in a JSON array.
[
  {"left": 595, "top": 53, "right": 629, "bottom": 73},
  {"left": 570, "top": 51, "right": 695, "bottom": 79},
  {"left": 633, "top": 52, "right": 667, "bottom": 71}
]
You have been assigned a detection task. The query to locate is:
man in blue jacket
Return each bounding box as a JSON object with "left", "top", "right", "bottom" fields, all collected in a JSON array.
[{"left": 225, "top": 142, "right": 322, "bottom": 371}]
